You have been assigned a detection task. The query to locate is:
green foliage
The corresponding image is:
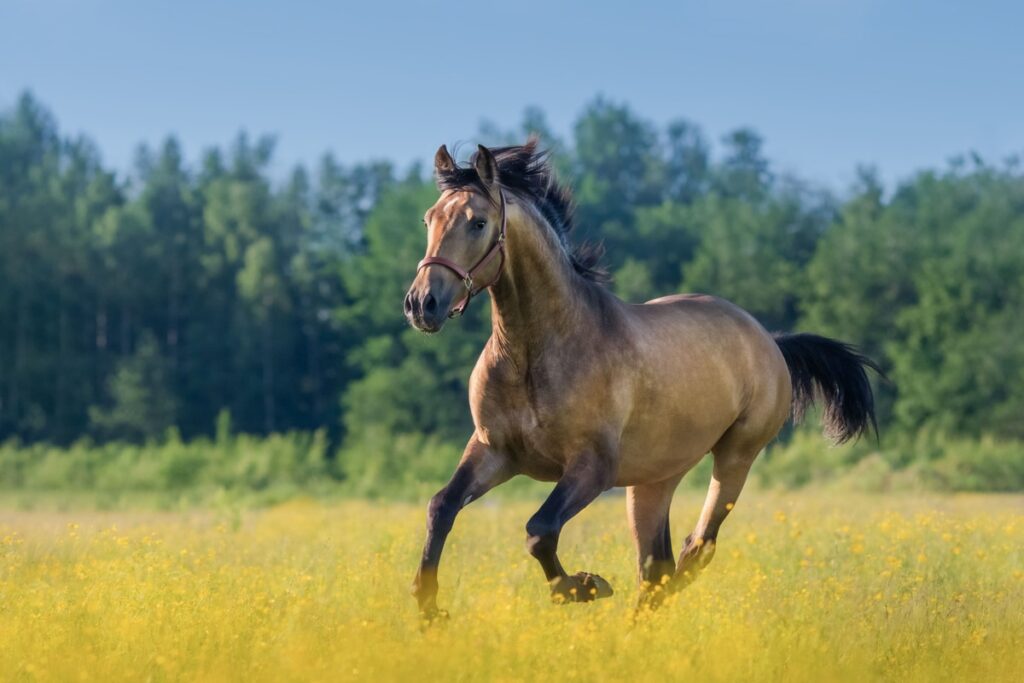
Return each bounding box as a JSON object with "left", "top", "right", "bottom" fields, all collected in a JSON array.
[
  {"left": 0, "top": 428, "right": 336, "bottom": 506},
  {"left": 680, "top": 189, "right": 829, "bottom": 329},
  {"left": 89, "top": 333, "right": 177, "bottom": 441},
  {"left": 923, "top": 435, "right": 1024, "bottom": 492},
  {"left": 757, "top": 428, "right": 1024, "bottom": 493},
  {"left": 756, "top": 430, "right": 875, "bottom": 489},
  {"left": 336, "top": 427, "right": 463, "bottom": 499},
  {"left": 1, "top": 430, "right": 1019, "bottom": 502},
  {"left": 802, "top": 164, "right": 1024, "bottom": 438},
  {"left": 1, "top": 92, "right": 1023, "bottom": 495}
]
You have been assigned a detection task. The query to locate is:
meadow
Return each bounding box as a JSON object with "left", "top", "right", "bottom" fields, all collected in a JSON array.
[{"left": 2, "top": 492, "right": 1022, "bottom": 682}]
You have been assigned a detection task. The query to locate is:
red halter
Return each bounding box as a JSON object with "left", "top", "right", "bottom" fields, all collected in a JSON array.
[{"left": 416, "top": 189, "right": 508, "bottom": 318}]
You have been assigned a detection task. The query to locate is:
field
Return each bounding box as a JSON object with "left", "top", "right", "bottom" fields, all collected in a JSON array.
[{"left": 1, "top": 492, "right": 1022, "bottom": 682}]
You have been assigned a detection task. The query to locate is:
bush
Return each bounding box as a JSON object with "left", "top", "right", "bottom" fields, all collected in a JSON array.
[
  {"left": 1, "top": 426, "right": 1021, "bottom": 506},
  {"left": 0, "top": 426, "right": 340, "bottom": 506},
  {"left": 336, "top": 427, "right": 463, "bottom": 499},
  {"left": 922, "top": 435, "right": 1024, "bottom": 492},
  {"left": 757, "top": 427, "right": 1024, "bottom": 492}
]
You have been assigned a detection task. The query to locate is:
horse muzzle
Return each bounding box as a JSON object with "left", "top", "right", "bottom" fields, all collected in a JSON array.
[{"left": 404, "top": 287, "right": 450, "bottom": 333}]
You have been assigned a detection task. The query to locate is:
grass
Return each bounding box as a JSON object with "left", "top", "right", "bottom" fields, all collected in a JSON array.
[{"left": 1, "top": 492, "right": 1022, "bottom": 682}]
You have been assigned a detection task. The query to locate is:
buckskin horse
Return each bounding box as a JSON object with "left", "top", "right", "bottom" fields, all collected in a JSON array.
[{"left": 403, "top": 140, "right": 879, "bottom": 619}]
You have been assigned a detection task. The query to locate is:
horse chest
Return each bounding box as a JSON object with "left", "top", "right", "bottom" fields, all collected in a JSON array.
[{"left": 472, "top": 360, "right": 615, "bottom": 477}]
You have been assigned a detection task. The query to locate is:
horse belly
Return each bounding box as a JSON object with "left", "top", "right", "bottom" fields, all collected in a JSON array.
[
  {"left": 614, "top": 408, "right": 734, "bottom": 486},
  {"left": 612, "top": 352, "right": 746, "bottom": 486}
]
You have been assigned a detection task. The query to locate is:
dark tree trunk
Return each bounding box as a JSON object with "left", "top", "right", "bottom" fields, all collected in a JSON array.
[
  {"left": 262, "top": 308, "right": 275, "bottom": 433},
  {"left": 3, "top": 288, "right": 28, "bottom": 434},
  {"left": 120, "top": 302, "right": 132, "bottom": 357},
  {"left": 55, "top": 289, "right": 69, "bottom": 441},
  {"left": 302, "top": 291, "right": 323, "bottom": 427},
  {"left": 168, "top": 246, "right": 180, "bottom": 369}
]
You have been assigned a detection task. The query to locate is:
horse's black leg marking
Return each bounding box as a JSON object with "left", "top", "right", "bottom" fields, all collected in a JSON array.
[
  {"left": 645, "top": 514, "right": 675, "bottom": 585},
  {"left": 525, "top": 453, "right": 614, "bottom": 602},
  {"left": 412, "top": 467, "right": 470, "bottom": 615},
  {"left": 412, "top": 440, "right": 511, "bottom": 619}
]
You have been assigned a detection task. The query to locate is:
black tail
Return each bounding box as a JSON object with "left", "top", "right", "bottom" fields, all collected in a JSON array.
[{"left": 775, "top": 333, "right": 883, "bottom": 444}]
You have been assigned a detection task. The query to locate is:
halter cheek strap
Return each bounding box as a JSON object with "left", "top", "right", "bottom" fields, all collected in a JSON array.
[{"left": 416, "top": 189, "right": 508, "bottom": 318}]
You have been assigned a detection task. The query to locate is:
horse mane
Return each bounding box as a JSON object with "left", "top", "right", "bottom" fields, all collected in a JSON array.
[{"left": 435, "top": 140, "right": 607, "bottom": 283}]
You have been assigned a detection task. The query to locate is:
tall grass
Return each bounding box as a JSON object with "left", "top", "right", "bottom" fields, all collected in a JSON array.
[{"left": 0, "top": 494, "right": 1021, "bottom": 682}]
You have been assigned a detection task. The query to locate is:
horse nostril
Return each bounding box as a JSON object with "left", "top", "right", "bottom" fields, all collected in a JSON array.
[
  {"left": 404, "top": 292, "right": 414, "bottom": 316},
  {"left": 423, "top": 293, "right": 438, "bottom": 316}
]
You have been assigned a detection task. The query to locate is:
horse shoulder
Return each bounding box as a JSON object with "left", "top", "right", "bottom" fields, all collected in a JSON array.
[{"left": 468, "top": 338, "right": 533, "bottom": 437}]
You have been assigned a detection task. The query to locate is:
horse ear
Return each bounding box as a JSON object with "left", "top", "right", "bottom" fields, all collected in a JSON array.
[
  {"left": 473, "top": 144, "right": 500, "bottom": 189},
  {"left": 434, "top": 145, "right": 455, "bottom": 176}
]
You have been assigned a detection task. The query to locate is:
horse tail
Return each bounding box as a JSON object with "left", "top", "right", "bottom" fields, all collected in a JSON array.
[{"left": 774, "top": 333, "right": 882, "bottom": 444}]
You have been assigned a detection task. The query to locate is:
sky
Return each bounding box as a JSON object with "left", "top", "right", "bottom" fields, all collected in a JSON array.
[{"left": 2, "top": 0, "right": 1022, "bottom": 190}]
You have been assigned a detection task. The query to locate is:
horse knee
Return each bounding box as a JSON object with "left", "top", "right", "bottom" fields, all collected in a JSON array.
[
  {"left": 525, "top": 517, "right": 558, "bottom": 559},
  {"left": 426, "top": 489, "right": 461, "bottom": 530}
]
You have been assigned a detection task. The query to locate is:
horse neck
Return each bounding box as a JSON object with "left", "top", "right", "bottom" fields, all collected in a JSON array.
[{"left": 487, "top": 203, "right": 595, "bottom": 358}]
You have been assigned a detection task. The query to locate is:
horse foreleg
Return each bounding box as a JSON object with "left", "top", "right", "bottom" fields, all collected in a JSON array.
[
  {"left": 411, "top": 436, "right": 512, "bottom": 621},
  {"left": 525, "top": 452, "right": 615, "bottom": 603}
]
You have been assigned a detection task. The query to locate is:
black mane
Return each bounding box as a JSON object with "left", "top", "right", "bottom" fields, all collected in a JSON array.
[{"left": 435, "top": 141, "right": 606, "bottom": 282}]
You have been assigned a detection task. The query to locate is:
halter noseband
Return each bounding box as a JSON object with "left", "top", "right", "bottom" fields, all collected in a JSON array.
[{"left": 416, "top": 189, "right": 508, "bottom": 318}]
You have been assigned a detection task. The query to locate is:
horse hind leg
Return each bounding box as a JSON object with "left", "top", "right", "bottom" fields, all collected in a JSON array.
[
  {"left": 626, "top": 475, "right": 682, "bottom": 608},
  {"left": 671, "top": 436, "right": 761, "bottom": 594}
]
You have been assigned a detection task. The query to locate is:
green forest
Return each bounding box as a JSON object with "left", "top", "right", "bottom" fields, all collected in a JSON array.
[{"left": 1, "top": 92, "right": 1022, "bottom": 499}]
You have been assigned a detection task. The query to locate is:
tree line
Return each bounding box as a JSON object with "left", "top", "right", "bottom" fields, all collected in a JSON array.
[{"left": 1, "top": 92, "right": 1021, "bottom": 455}]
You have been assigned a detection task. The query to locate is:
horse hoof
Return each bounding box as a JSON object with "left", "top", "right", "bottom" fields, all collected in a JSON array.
[
  {"left": 552, "top": 572, "right": 614, "bottom": 603},
  {"left": 576, "top": 572, "right": 614, "bottom": 600},
  {"left": 418, "top": 606, "right": 450, "bottom": 630},
  {"left": 635, "top": 587, "right": 669, "bottom": 614}
]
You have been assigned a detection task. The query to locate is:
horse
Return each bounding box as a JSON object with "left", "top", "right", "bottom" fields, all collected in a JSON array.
[{"left": 403, "top": 140, "right": 879, "bottom": 620}]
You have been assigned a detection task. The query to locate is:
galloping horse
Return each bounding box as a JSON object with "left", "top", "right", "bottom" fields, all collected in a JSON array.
[{"left": 403, "top": 140, "right": 879, "bottom": 619}]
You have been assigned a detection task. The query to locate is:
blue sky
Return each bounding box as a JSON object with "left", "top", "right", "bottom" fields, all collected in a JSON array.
[{"left": 2, "top": 1, "right": 1021, "bottom": 190}]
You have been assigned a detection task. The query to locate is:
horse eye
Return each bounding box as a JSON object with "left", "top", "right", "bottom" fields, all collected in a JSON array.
[{"left": 473, "top": 220, "right": 487, "bottom": 231}]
